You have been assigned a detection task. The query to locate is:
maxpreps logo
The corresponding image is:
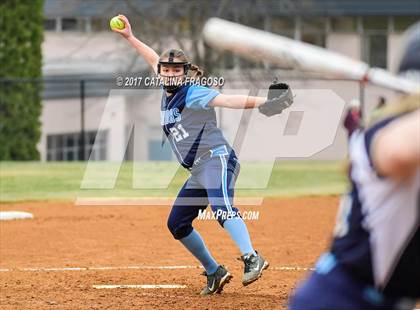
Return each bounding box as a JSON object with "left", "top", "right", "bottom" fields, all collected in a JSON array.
[{"left": 161, "top": 108, "right": 181, "bottom": 125}]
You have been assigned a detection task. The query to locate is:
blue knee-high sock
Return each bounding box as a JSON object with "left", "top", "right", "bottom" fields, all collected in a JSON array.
[
  {"left": 223, "top": 217, "right": 256, "bottom": 256},
  {"left": 179, "top": 229, "right": 219, "bottom": 274}
]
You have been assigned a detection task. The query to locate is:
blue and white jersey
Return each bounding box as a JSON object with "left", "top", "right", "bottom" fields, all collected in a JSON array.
[
  {"left": 331, "top": 113, "right": 420, "bottom": 298},
  {"left": 160, "top": 84, "right": 231, "bottom": 169}
]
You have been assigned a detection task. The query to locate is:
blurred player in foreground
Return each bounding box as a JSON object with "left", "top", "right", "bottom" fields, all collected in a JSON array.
[
  {"left": 343, "top": 98, "right": 362, "bottom": 139},
  {"left": 111, "top": 15, "right": 293, "bottom": 295},
  {"left": 289, "top": 22, "right": 420, "bottom": 310}
]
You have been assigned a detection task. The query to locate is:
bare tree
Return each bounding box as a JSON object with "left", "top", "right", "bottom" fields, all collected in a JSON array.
[{"left": 120, "top": 0, "right": 296, "bottom": 76}]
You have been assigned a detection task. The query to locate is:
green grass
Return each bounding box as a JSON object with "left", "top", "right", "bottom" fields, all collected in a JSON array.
[{"left": 0, "top": 161, "right": 348, "bottom": 202}]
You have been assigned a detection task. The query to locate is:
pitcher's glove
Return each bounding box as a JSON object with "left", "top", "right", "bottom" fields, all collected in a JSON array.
[{"left": 258, "top": 82, "right": 293, "bottom": 117}]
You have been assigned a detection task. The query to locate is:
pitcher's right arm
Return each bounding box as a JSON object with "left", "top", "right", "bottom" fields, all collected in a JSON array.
[{"left": 111, "top": 14, "right": 159, "bottom": 74}]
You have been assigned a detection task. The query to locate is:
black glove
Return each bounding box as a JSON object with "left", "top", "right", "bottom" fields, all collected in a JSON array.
[{"left": 258, "top": 82, "right": 293, "bottom": 117}]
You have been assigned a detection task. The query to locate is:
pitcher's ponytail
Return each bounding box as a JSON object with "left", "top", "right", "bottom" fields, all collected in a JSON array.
[{"left": 188, "top": 64, "right": 204, "bottom": 78}]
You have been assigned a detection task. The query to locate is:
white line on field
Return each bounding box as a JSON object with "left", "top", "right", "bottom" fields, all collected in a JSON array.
[
  {"left": 75, "top": 197, "right": 263, "bottom": 206},
  {"left": 0, "top": 265, "right": 313, "bottom": 273},
  {"left": 273, "top": 266, "right": 314, "bottom": 271},
  {"left": 23, "top": 267, "right": 87, "bottom": 271},
  {"left": 0, "top": 265, "right": 201, "bottom": 272},
  {"left": 93, "top": 284, "right": 187, "bottom": 289}
]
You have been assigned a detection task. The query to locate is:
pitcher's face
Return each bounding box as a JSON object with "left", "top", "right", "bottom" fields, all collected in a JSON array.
[{"left": 160, "top": 64, "right": 186, "bottom": 87}]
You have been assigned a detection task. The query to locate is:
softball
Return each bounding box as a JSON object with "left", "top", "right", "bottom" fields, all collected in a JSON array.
[{"left": 109, "top": 16, "right": 125, "bottom": 30}]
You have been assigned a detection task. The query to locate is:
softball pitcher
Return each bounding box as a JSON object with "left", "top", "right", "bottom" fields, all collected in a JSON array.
[
  {"left": 112, "top": 15, "right": 293, "bottom": 295},
  {"left": 289, "top": 23, "right": 420, "bottom": 309}
]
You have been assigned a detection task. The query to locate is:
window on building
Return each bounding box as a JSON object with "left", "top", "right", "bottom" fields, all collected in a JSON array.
[
  {"left": 393, "top": 16, "right": 420, "bottom": 32},
  {"left": 266, "top": 17, "right": 295, "bottom": 69},
  {"left": 86, "top": 131, "right": 107, "bottom": 160},
  {"left": 301, "top": 32, "right": 326, "bottom": 47},
  {"left": 62, "top": 18, "right": 80, "bottom": 31},
  {"left": 330, "top": 16, "right": 357, "bottom": 32},
  {"left": 91, "top": 18, "right": 108, "bottom": 31},
  {"left": 362, "top": 17, "right": 389, "bottom": 69},
  {"left": 301, "top": 17, "right": 327, "bottom": 47},
  {"left": 363, "top": 16, "right": 388, "bottom": 32},
  {"left": 47, "top": 130, "right": 108, "bottom": 161},
  {"left": 44, "top": 19, "right": 56, "bottom": 31},
  {"left": 269, "top": 16, "right": 295, "bottom": 38},
  {"left": 363, "top": 34, "right": 388, "bottom": 68}
]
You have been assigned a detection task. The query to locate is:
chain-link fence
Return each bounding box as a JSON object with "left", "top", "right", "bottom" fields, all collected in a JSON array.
[{"left": 1, "top": 75, "right": 398, "bottom": 162}]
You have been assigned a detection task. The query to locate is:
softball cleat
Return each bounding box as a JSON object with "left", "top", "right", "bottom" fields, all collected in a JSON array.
[
  {"left": 240, "top": 251, "right": 269, "bottom": 286},
  {"left": 200, "top": 265, "right": 233, "bottom": 295}
]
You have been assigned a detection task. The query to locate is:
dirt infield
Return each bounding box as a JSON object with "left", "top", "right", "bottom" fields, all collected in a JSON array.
[{"left": 0, "top": 196, "right": 339, "bottom": 309}]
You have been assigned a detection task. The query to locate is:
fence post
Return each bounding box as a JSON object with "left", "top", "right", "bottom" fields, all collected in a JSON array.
[
  {"left": 80, "top": 80, "right": 85, "bottom": 160},
  {"left": 359, "top": 80, "right": 365, "bottom": 122}
]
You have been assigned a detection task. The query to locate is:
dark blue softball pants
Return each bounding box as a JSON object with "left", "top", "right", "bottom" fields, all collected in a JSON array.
[
  {"left": 289, "top": 252, "right": 415, "bottom": 310},
  {"left": 167, "top": 145, "right": 241, "bottom": 240}
]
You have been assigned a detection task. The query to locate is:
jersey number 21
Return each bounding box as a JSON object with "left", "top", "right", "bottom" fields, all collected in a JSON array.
[{"left": 170, "top": 124, "right": 189, "bottom": 142}]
